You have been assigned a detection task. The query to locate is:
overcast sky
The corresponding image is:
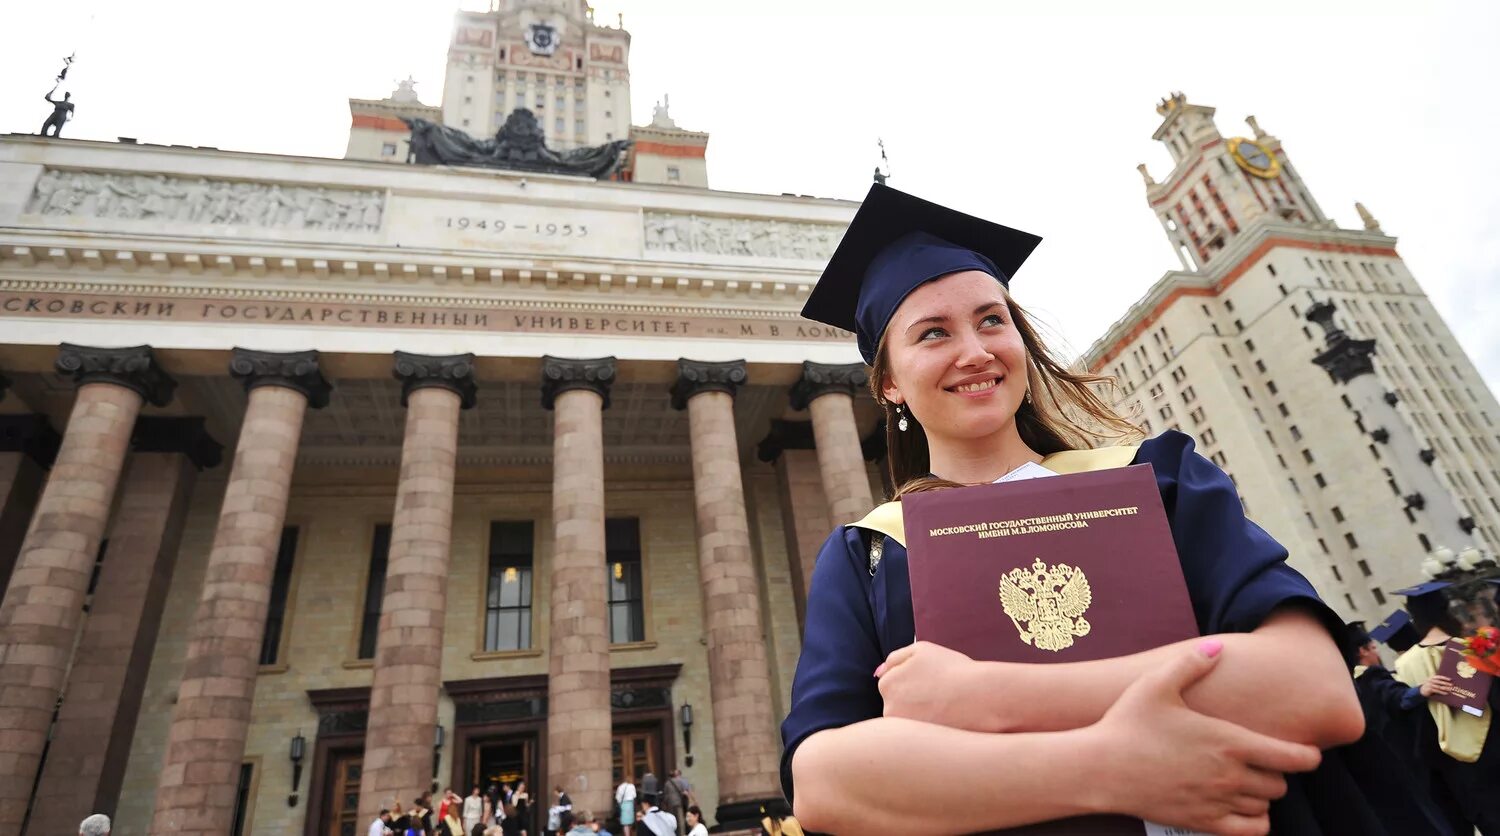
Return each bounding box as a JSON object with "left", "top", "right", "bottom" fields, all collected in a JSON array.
[{"left": 2, "top": 0, "right": 1497, "bottom": 390}]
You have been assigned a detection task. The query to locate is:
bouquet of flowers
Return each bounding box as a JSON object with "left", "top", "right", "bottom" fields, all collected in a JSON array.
[{"left": 1458, "top": 625, "right": 1500, "bottom": 676}]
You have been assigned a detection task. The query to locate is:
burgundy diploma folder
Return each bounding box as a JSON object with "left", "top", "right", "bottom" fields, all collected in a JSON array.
[
  {"left": 902, "top": 464, "right": 1199, "bottom": 835},
  {"left": 1434, "top": 639, "right": 1492, "bottom": 717}
]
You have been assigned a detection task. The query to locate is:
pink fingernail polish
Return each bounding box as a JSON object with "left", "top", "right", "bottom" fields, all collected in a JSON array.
[{"left": 1198, "top": 639, "right": 1223, "bottom": 658}]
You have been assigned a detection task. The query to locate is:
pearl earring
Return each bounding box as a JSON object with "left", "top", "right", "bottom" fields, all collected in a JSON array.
[{"left": 895, "top": 404, "right": 909, "bottom": 432}]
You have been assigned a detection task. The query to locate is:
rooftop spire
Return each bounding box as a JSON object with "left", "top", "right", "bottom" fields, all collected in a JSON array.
[
  {"left": 1355, "top": 202, "right": 1383, "bottom": 233},
  {"left": 1245, "top": 114, "right": 1266, "bottom": 139}
]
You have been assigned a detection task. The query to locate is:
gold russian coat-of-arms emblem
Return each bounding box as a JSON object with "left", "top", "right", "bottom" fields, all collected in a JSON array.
[
  {"left": 1457, "top": 660, "right": 1478, "bottom": 679},
  {"left": 999, "top": 558, "right": 1093, "bottom": 652}
]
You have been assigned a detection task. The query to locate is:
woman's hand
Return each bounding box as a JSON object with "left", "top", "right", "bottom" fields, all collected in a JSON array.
[
  {"left": 1087, "top": 641, "right": 1322, "bottom": 836},
  {"left": 1419, "top": 674, "right": 1453, "bottom": 698},
  {"left": 876, "top": 641, "right": 999, "bottom": 731}
]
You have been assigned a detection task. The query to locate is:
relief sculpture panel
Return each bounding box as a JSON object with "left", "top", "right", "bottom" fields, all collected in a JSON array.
[
  {"left": 24, "top": 168, "right": 385, "bottom": 232},
  {"left": 642, "top": 211, "right": 841, "bottom": 261}
]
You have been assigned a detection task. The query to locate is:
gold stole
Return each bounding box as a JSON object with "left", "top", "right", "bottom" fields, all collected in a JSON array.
[
  {"left": 850, "top": 445, "right": 1141, "bottom": 547},
  {"left": 1395, "top": 643, "right": 1491, "bottom": 763}
]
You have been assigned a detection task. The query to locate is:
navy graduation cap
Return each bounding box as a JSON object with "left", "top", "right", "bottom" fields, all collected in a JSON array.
[
  {"left": 1390, "top": 580, "right": 1452, "bottom": 597},
  {"left": 801, "top": 183, "right": 1042, "bottom": 365},
  {"left": 1369, "top": 609, "right": 1412, "bottom": 643}
]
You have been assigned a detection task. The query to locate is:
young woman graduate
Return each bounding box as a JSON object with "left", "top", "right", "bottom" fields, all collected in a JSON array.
[{"left": 779, "top": 184, "right": 1372, "bottom": 835}]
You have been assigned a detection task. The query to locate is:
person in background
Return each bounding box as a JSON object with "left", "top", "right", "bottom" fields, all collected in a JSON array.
[
  {"left": 635, "top": 780, "right": 676, "bottom": 836},
  {"left": 588, "top": 809, "right": 614, "bottom": 836},
  {"left": 660, "top": 769, "right": 688, "bottom": 836},
  {"left": 561, "top": 809, "right": 593, "bottom": 836},
  {"left": 465, "top": 786, "right": 486, "bottom": 835},
  {"left": 79, "top": 814, "right": 111, "bottom": 836},
  {"left": 369, "top": 807, "right": 394, "bottom": 836},
  {"left": 683, "top": 805, "right": 708, "bottom": 836},
  {"left": 758, "top": 800, "right": 802, "bottom": 836},
  {"left": 512, "top": 781, "right": 531, "bottom": 836},
  {"left": 1394, "top": 581, "right": 1500, "bottom": 835},
  {"left": 614, "top": 775, "right": 637, "bottom": 836}
]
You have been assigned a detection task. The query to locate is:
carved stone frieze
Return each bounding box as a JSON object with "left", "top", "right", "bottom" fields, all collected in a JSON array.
[
  {"left": 24, "top": 168, "right": 384, "bottom": 232},
  {"left": 55, "top": 343, "right": 176, "bottom": 406},
  {"left": 643, "top": 211, "right": 841, "bottom": 261},
  {"left": 228, "top": 348, "right": 332, "bottom": 408},
  {"left": 540, "top": 355, "right": 616, "bottom": 410},
  {"left": 789, "top": 361, "right": 869, "bottom": 410},
  {"left": 669, "top": 359, "right": 746, "bottom": 410},
  {"left": 393, "top": 351, "right": 478, "bottom": 409}
]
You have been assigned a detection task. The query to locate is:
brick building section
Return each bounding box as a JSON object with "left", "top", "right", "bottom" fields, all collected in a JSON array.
[
  {"left": 0, "top": 382, "right": 144, "bottom": 830},
  {"left": 682, "top": 389, "right": 781, "bottom": 803},
  {"left": 807, "top": 392, "right": 875, "bottom": 524},
  {"left": 31, "top": 452, "right": 197, "bottom": 833},
  {"left": 546, "top": 387, "right": 612, "bottom": 815},
  {"left": 359, "top": 385, "right": 463, "bottom": 821},
  {"left": 151, "top": 384, "right": 310, "bottom": 834}
]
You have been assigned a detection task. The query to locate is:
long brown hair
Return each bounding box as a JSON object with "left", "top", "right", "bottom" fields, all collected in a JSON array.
[{"left": 872, "top": 292, "right": 1140, "bottom": 497}]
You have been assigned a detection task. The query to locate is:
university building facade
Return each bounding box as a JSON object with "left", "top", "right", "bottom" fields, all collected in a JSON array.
[
  {"left": 1087, "top": 94, "right": 1500, "bottom": 627},
  {"left": 0, "top": 131, "right": 880, "bottom": 835}
]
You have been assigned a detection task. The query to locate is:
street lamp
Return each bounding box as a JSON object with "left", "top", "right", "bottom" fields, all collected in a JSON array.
[
  {"left": 680, "top": 704, "right": 694, "bottom": 768},
  {"left": 432, "top": 724, "right": 445, "bottom": 794},
  {"left": 288, "top": 730, "right": 306, "bottom": 807}
]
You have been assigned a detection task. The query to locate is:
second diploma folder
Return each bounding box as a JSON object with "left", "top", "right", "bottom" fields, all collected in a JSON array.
[{"left": 902, "top": 463, "right": 1200, "bottom": 835}]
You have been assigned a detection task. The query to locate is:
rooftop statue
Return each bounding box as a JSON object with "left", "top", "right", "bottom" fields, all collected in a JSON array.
[{"left": 402, "top": 109, "right": 630, "bottom": 179}]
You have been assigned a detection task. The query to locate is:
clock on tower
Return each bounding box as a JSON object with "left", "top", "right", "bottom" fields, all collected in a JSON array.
[{"left": 1228, "top": 137, "right": 1281, "bottom": 179}]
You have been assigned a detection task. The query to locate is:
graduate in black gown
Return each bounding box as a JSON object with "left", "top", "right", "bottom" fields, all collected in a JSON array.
[{"left": 779, "top": 184, "right": 1382, "bottom": 834}]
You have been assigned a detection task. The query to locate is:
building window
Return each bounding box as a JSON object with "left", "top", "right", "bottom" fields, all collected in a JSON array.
[
  {"left": 1302, "top": 448, "right": 1315, "bottom": 464},
  {"left": 606, "top": 518, "right": 645, "bottom": 644},
  {"left": 1330, "top": 564, "right": 1341, "bottom": 581},
  {"left": 1344, "top": 532, "right": 1359, "bottom": 548},
  {"left": 259, "top": 527, "right": 300, "bottom": 666},
  {"left": 485, "top": 521, "right": 535, "bottom": 652},
  {"left": 1358, "top": 559, "right": 1372, "bottom": 577},
  {"left": 1418, "top": 532, "right": 1431, "bottom": 551},
  {"left": 667, "top": 166, "right": 681, "bottom": 182},
  {"left": 380, "top": 142, "right": 398, "bottom": 157},
  {"left": 1244, "top": 339, "right": 1256, "bottom": 352},
  {"left": 231, "top": 762, "right": 255, "bottom": 836},
  {"left": 357, "top": 524, "right": 392, "bottom": 660},
  {"left": 1344, "top": 593, "right": 1357, "bottom": 610},
  {"left": 1331, "top": 506, "right": 1345, "bottom": 523},
  {"left": 1289, "top": 424, "right": 1301, "bottom": 440},
  {"left": 1372, "top": 588, "right": 1386, "bottom": 605},
  {"left": 556, "top": 117, "right": 565, "bottom": 134},
  {"left": 1313, "top": 473, "right": 1326, "bottom": 488}
]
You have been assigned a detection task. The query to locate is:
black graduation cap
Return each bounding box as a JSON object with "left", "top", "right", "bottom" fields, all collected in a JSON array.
[
  {"left": 801, "top": 183, "right": 1043, "bottom": 364},
  {"left": 1369, "top": 609, "right": 1420, "bottom": 652}
]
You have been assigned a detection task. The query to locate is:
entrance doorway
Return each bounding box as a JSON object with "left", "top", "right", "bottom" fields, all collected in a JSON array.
[
  {"left": 611, "top": 725, "right": 663, "bottom": 786},
  {"left": 324, "top": 752, "right": 363, "bottom": 836},
  {"left": 465, "top": 732, "right": 541, "bottom": 835}
]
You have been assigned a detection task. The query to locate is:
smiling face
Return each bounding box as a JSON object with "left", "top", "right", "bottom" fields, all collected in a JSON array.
[{"left": 879, "top": 270, "right": 1030, "bottom": 446}]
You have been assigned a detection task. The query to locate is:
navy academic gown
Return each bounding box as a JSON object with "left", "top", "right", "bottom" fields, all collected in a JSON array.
[{"left": 780, "top": 430, "right": 1446, "bottom": 835}]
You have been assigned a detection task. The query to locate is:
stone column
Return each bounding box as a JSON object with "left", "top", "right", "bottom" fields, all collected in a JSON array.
[
  {"left": 359, "top": 353, "right": 475, "bottom": 823},
  {"left": 756, "top": 421, "right": 830, "bottom": 631},
  {"left": 0, "top": 415, "right": 62, "bottom": 593},
  {"left": 541, "top": 356, "right": 615, "bottom": 816},
  {"left": 30, "top": 418, "right": 220, "bottom": 835},
  {"left": 151, "top": 350, "right": 329, "bottom": 836},
  {"left": 789, "top": 361, "right": 875, "bottom": 524},
  {"left": 0, "top": 345, "right": 174, "bottom": 832},
  {"left": 671, "top": 360, "right": 782, "bottom": 829}
]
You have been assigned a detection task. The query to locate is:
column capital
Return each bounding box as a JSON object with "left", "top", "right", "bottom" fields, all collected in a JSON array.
[
  {"left": 541, "top": 356, "right": 616, "bottom": 410},
  {"left": 669, "top": 359, "right": 747, "bottom": 410},
  {"left": 0, "top": 414, "right": 62, "bottom": 468},
  {"left": 393, "top": 351, "right": 478, "bottom": 409},
  {"left": 755, "top": 419, "right": 815, "bottom": 463},
  {"left": 229, "top": 348, "right": 332, "bottom": 408},
  {"left": 131, "top": 416, "right": 224, "bottom": 470},
  {"left": 788, "top": 361, "right": 868, "bottom": 411},
  {"left": 56, "top": 344, "right": 176, "bottom": 406}
]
